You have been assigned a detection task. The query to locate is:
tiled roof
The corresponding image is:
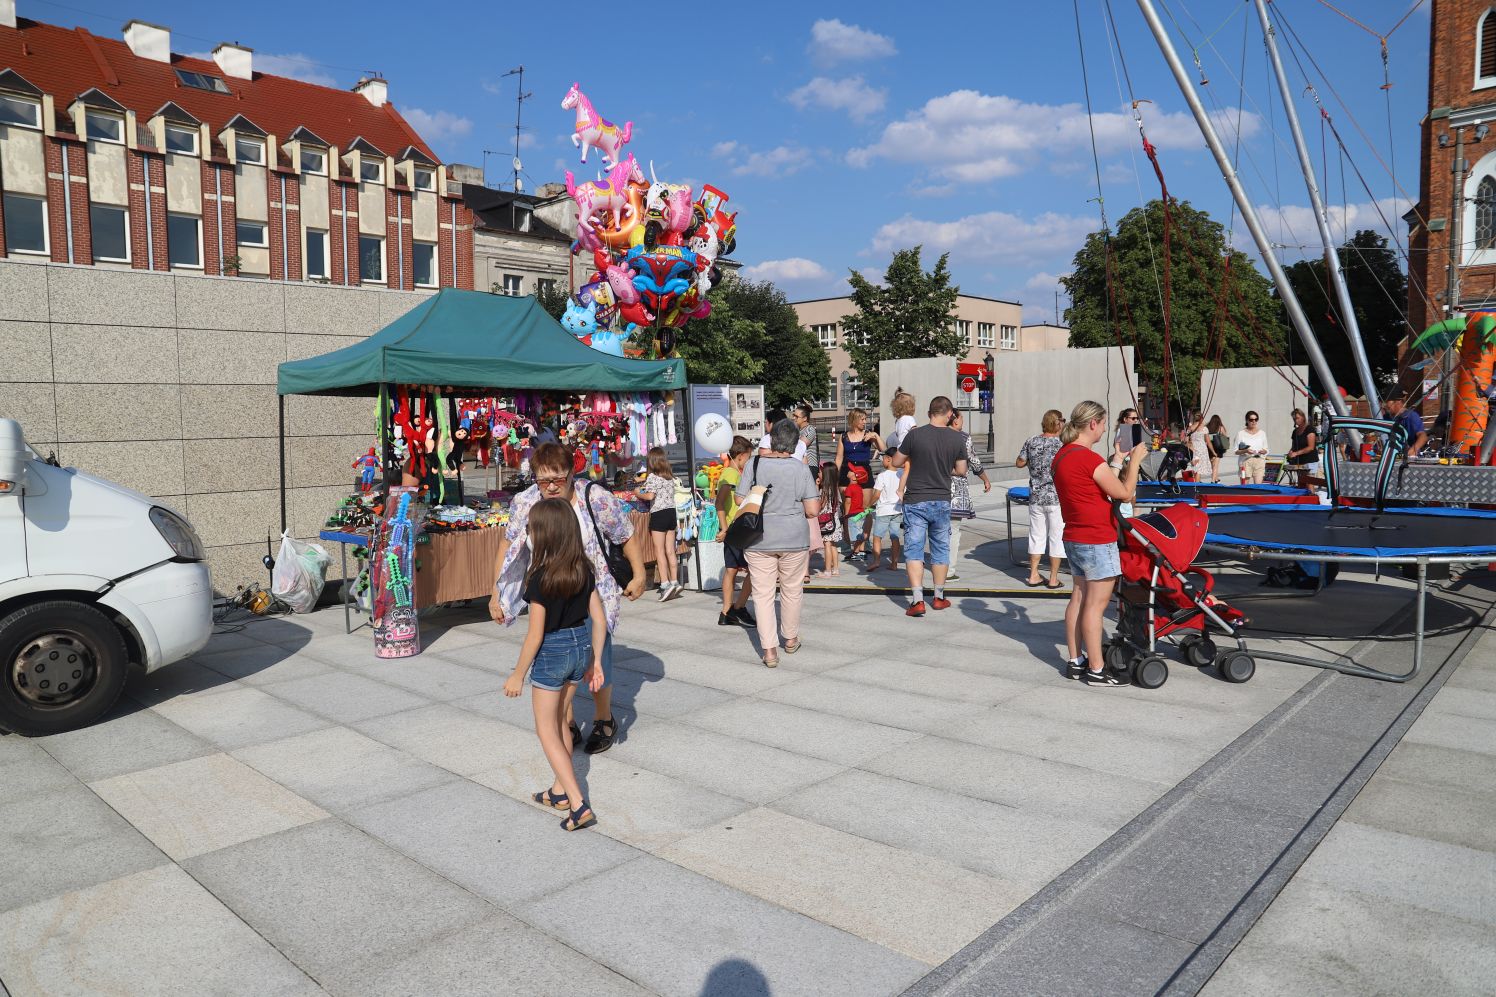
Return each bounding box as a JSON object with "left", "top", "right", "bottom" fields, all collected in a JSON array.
[
  {"left": 461, "top": 184, "right": 571, "bottom": 243},
  {"left": 0, "top": 17, "right": 437, "bottom": 164}
]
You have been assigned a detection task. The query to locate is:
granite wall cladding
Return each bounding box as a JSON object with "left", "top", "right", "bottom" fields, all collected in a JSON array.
[{"left": 0, "top": 260, "right": 432, "bottom": 593}]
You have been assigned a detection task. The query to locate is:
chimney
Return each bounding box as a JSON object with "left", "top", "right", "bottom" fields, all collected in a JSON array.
[
  {"left": 212, "top": 42, "right": 252, "bottom": 80},
  {"left": 1, "top": 1, "right": 16, "bottom": 31},
  {"left": 122, "top": 20, "right": 171, "bottom": 63},
  {"left": 353, "top": 76, "right": 387, "bottom": 107}
]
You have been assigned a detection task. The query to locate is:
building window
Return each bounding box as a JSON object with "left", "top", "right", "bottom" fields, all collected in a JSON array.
[
  {"left": 413, "top": 166, "right": 435, "bottom": 191},
  {"left": 85, "top": 111, "right": 123, "bottom": 144},
  {"left": 167, "top": 213, "right": 201, "bottom": 268},
  {"left": 360, "top": 159, "right": 383, "bottom": 184},
  {"left": 1480, "top": 10, "right": 1496, "bottom": 87},
  {"left": 3, "top": 193, "right": 47, "bottom": 254},
  {"left": 90, "top": 203, "right": 129, "bottom": 262},
  {"left": 977, "top": 322, "right": 995, "bottom": 348},
  {"left": 164, "top": 124, "right": 198, "bottom": 155},
  {"left": 498, "top": 274, "right": 523, "bottom": 296},
  {"left": 1477, "top": 176, "right": 1496, "bottom": 250},
  {"left": 305, "top": 229, "right": 328, "bottom": 279},
  {"left": 413, "top": 242, "right": 437, "bottom": 287},
  {"left": 300, "top": 147, "right": 326, "bottom": 176},
  {"left": 0, "top": 93, "right": 42, "bottom": 129},
  {"left": 235, "top": 221, "right": 267, "bottom": 248},
  {"left": 359, "top": 235, "right": 384, "bottom": 283},
  {"left": 235, "top": 136, "right": 265, "bottom": 166},
  {"left": 812, "top": 323, "right": 837, "bottom": 348},
  {"left": 1000, "top": 324, "right": 1018, "bottom": 350},
  {"left": 954, "top": 319, "right": 972, "bottom": 344},
  {"left": 810, "top": 381, "right": 838, "bottom": 410},
  {"left": 175, "top": 69, "right": 230, "bottom": 94},
  {"left": 537, "top": 277, "right": 557, "bottom": 296}
]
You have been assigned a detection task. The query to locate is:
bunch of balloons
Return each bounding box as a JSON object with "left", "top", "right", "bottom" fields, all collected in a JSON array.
[{"left": 558, "top": 83, "right": 738, "bottom": 357}]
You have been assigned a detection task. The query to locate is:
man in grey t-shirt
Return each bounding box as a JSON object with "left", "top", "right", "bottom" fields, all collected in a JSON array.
[{"left": 893, "top": 396, "right": 967, "bottom": 617}]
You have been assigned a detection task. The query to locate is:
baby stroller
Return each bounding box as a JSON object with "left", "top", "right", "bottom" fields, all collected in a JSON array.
[
  {"left": 1151, "top": 438, "right": 1194, "bottom": 493},
  {"left": 1103, "top": 503, "right": 1256, "bottom": 688}
]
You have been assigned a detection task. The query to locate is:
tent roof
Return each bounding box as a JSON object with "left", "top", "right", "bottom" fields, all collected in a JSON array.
[{"left": 277, "top": 289, "right": 686, "bottom": 396}]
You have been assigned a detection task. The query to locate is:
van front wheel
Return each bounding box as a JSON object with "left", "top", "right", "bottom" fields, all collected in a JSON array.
[{"left": 0, "top": 601, "right": 129, "bottom": 736}]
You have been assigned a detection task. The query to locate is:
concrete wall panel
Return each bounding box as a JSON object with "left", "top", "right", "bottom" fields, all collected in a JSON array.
[
  {"left": 0, "top": 320, "right": 53, "bottom": 381},
  {"left": 62, "top": 439, "right": 185, "bottom": 498},
  {"left": 287, "top": 394, "right": 374, "bottom": 437},
  {"left": 0, "top": 127, "right": 46, "bottom": 195},
  {"left": 412, "top": 191, "right": 436, "bottom": 241},
  {"left": 180, "top": 383, "right": 277, "bottom": 438},
  {"left": 300, "top": 176, "right": 329, "bottom": 228},
  {"left": 286, "top": 333, "right": 360, "bottom": 363},
  {"left": 288, "top": 484, "right": 348, "bottom": 540},
  {"left": 55, "top": 383, "right": 181, "bottom": 443},
  {"left": 46, "top": 266, "right": 175, "bottom": 327},
  {"left": 358, "top": 184, "right": 384, "bottom": 236},
  {"left": 0, "top": 382, "right": 56, "bottom": 442},
  {"left": 238, "top": 246, "right": 270, "bottom": 276},
  {"left": 174, "top": 274, "right": 285, "bottom": 332},
  {"left": 284, "top": 283, "right": 381, "bottom": 336},
  {"left": 164, "top": 154, "right": 201, "bottom": 213},
  {"left": 379, "top": 288, "right": 432, "bottom": 323},
  {"left": 235, "top": 165, "right": 267, "bottom": 221},
  {"left": 0, "top": 262, "right": 48, "bottom": 321},
  {"left": 185, "top": 488, "right": 279, "bottom": 548},
  {"left": 52, "top": 324, "right": 178, "bottom": 383},
  {"left": 288, "top": 434, "right": 371, "bottom": 489},
  {"left": 178, "top": 329, "right": 285, "bottom": 385},
  {"left": 878, "top": 357, "right": 956, "bottom": 434},
  {"left": 86, "top": 143, "right": 128, "bottom": 205},
  {"left": 1198, "top": 366, "right": 1308, "bottom": 456},
  {"left": 991, "top": 347, "right": 1138, "bottom": 461},
  {"left": 184, "top": 437, "right": 278, "bottom": 495}
]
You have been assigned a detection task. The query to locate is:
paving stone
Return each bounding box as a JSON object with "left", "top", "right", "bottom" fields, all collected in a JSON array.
[
  {"left": 35, "top": 707, "right": 214, "bottom": 785},
  {"left": 1198, "top": 724, "right": 1368, "bottom": 819},
  {"left": 263, "top": 671, "right": 432, "bottom": 725},
  {"left": 659, "top": 807, "right": 1025, "bottom": 965},
  {"left": 333, "top": 912, "right": 649, "bottom": 997},
  {"left": 0, "top": 864, "right": 322, "bottom": 997},
  {"left": 346, "top": 780, "right": 638, "bottom": 906},
  {"left": 353, "top": 703, "right": 535, "bottom": 777},
  {"left": 861, "top": 735, "right": 1169, "bottom": 827},
  {"left": 124, "top": 659, "right": 241, "bottom": 708},
  {"left": 571, "top": 669, "right": 735, "bottom": 721},
  {"left": 519, "top": 854, "right": 926, "bottom": 997},
  {"left": 234, "top": 727, "right": 456, "bottom": 813},
  {"left": 608, "top": 647, "right": 809, "bottom": 697},
  {"left": 1425, "top": 685, "right": 1496, "bottom": 721},
  {"left": 605, "top": 720, "right": 845, "bottom": 805},
  {"left": 775, "top": 769, "right": 1109, "bottom": 891},
  {"left": 1201, "top": 877, "right": 1496, "bottom": 997},
  {"left": 1344, "top": 773, "right": 1496, "bottom": 855},
  {"left": 1373, "top": 740, "right": 1494, "bottom": 799},
  {"left": 0, "top": 785, "right": 166, "bottom": 914},
  {"left": 183, "top": 819, "right": 492, "bottom": 985},
  {"left": 0, "top": 742, "right": 78, "bottom": 805},
  {"left": 193, "top": 643, "right": 337, "bottom": 686},
  {"left": 147, "top": 685, "right": 332, "bottom": 751},
  {"left": 760, "top": 675, "right": 989, "bottom": 735},
  {"left": 821, "top": 658, "right": 1038, "bottom": 706},
  {"left": 90, "top": 753, "right": 327, "bottom": 861},
  {"left": 1295, "top": 821, "right": 1496, "bottom": 928},
  {"left": 1402, "top": 709, "right": 1496, "bottom": 758},
  {"left": 682, "top": 698, "right": 925, "bottom": 765},
  {"left": 998, "top": 684, "right": 1248, "bottom": 744},
  {"left": 357, "top": 656, "right": 507, "bottom": 701}
]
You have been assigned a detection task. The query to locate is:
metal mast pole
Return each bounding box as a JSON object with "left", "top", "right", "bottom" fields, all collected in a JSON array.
[
  {"left": 1136, "top": 0, "right": 1349, "bottom": 417},
  {"left": 1254, "top": 0, "right": 1380, "bottom": 413}
]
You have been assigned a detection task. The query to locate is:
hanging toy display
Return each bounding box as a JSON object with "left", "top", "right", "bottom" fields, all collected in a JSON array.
[{"left": 559, "top": 83, "right": 739, "bottom": 360}]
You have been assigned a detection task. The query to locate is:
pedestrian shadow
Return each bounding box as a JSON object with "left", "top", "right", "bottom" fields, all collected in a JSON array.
[
  {"left": 570, "top": 646, "right": 664, "bottom": 748},
  {"left": 700, "top": 958, "right": 771, "bottom": 996},
  {"left": 958, "top": 597, "right": 1069, "bottom": 678}
]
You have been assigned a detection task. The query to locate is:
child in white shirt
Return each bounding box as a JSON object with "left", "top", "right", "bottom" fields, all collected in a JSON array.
[{"left": 869, "top": 449, "right": 904, "bottom": 572}]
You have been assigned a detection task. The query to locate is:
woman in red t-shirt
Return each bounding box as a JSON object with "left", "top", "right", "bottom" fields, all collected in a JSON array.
[{"left": 1051, "top": 400, "right": 1148, "bottom": 686}]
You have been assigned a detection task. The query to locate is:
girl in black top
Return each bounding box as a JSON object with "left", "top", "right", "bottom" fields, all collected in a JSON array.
[{"left": 503, "top": 498, "right": 605, "bottom": 831}]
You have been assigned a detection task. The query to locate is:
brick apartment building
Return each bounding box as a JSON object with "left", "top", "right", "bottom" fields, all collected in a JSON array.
[
  {"left": 790, "top": 293, "right": 1064, "bottom": 423},
  {"left": 0, "top": 4, "right": 474, "bottom": 289},
  {"left": 1406, "top": 0, "right": 1496, "bottom": 411}
]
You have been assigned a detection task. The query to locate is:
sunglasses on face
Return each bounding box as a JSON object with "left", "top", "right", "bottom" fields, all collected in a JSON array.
[{"left": 536, "top": 475, "right": 570, "bottom": 488}]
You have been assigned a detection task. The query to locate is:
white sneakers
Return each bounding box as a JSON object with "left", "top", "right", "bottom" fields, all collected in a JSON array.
[{"left": 657, "top": 581, "right": 684, "bottom": 602}]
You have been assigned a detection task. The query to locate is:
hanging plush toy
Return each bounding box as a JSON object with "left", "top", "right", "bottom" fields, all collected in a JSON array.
[{"left": 353, "top": 449, "right": 380, "bottom": 492}]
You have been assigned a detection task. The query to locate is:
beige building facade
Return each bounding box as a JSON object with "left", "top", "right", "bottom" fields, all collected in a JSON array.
[{"left": 790, "top": 293, "right": 1042, "bottom": 423}]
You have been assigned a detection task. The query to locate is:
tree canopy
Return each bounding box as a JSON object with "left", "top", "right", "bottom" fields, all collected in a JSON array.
[
  {"left": 1062, "top": 199, "right": 1290, "bottom": 414},
  {"left": 1280, "top": 230, "right": 1408, "bottom": 395},
  {"left": 843, "top": 247, "right": 963, "bottom": 400}
]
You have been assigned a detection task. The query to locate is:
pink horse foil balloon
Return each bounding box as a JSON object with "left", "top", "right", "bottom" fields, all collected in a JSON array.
[
  {"left": 565, "top": 155, "right": 645, "bottom": 251},
  {"left": 562, "top": 83, "right": 633, "bottom": 167}
]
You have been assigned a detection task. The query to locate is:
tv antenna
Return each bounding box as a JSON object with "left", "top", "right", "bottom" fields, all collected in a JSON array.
[{"left": 501, "top": 66, "right": 531, "bottom": 194}]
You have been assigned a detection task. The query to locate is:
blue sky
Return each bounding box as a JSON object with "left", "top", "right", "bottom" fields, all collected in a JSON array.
[{"left": 42, "top": 0, "right": 1429, "bottom": 319}]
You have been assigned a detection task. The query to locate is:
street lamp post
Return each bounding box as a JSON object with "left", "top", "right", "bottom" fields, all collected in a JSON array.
[{"left": 983, "top": 352, "right": 995, "bottom": 456}]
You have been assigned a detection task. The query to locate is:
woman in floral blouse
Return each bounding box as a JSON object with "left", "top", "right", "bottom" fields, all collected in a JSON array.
[{"left": 1015, "top": 409, "right": 1066, "bottom": 589}]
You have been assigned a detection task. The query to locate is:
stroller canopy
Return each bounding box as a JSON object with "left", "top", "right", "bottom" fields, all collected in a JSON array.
[{"left": 1125, "top": 504, "right": 1208, "bottom": 571}]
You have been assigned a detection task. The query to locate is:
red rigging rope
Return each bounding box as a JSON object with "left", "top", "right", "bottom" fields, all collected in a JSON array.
[{"left": 1141, "top": 131, "right": 1174, "bottom": 421}]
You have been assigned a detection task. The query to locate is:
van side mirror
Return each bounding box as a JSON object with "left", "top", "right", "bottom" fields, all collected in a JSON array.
[{"left": 0, "top": 418, "right": 30, "bottom": 495}]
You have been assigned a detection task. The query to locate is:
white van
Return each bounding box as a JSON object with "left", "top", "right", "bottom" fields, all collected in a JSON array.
[{"left": 0, "top": 418, "right": 213, "bottom": 735}]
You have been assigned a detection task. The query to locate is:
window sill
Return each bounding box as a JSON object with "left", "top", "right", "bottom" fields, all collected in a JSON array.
[
  {"left": 93, "top": 257, "right": 131, "bottom": 265},
  {"left": 8, "top": 248, "right": 50, "bottom": 257},
  {"left": 361, "top": 279, "right": 387, "bottom": 286},
  {"left": 171, "top": 264, "right": 204, "bottom": 271},
  {"left": 414, "top": 282, "right": 438, "bottom": 289}
]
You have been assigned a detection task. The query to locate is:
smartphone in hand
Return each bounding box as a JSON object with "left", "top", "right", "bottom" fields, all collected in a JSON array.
[{"left": 1129, "top": 424, "right": 1146, "bottom": 449}]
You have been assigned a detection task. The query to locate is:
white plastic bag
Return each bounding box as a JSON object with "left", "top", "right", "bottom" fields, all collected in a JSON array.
[{"left": 271, "top": 533, "right": 331, "bottom": 614}]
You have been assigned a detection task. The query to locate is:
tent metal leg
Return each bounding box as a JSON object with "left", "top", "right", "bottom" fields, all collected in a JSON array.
[{"left": 278, "top": 394, "right": 287, "bottom": 535}]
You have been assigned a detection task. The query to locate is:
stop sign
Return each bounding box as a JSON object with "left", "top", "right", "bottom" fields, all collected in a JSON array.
[{"left": 960, "top": 376, "right": 977, "bottom": 393}]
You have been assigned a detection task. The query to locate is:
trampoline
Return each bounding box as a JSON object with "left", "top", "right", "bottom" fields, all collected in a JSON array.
[
  {"left": 1003, "top": 481, "right": 1309, "bottom": 566},
  {"left": 1203, "top": 504, "right": 1496, "bottom": 682}
]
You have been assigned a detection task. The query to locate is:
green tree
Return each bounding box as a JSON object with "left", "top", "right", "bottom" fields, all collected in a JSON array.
[
  {"left": 1062, "top": 199, "right": 1289, "bottom": 414},
  {"left": 673, "top": 289, "right": 768, "bottom": 386},
  {"left": 714, "top": 275, "right": 830, "bottom": 408},
  {"left": 1281, "top": 230, "right": 1407, "bottom": 395},
  {"left": 532, "top": 280, "right": 571, "bottom": 320},
  {"left": 842, "top": 247, "right": 963, "bottom": 400}
]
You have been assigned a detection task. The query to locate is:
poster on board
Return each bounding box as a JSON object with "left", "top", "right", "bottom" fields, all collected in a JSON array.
[
  {"left": 689, "top": 384, "right": 733, "bottom": 469},
  {"left": 730, "top": 385, "right": 766, "bottom": 442}
]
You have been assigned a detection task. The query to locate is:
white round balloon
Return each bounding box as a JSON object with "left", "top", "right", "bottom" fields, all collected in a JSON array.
[{"left": 693, "top": 412, "right": 733, "bottom": 456}]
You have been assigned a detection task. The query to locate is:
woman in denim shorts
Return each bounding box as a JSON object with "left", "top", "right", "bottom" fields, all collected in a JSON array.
[{"left": 1051, "top": 401, "right": 1148, "bottom": 686}]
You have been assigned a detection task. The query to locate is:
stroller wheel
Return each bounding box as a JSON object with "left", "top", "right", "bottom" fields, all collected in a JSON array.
[
  {"left": 1217, "top": 650, "right": 1256, "bottom": 684},
  {"left": 1182, "top": 636, "right": 1218, "bottom": 669},
  {"left": 1133, "top": 654, "right": 1169, "bottom": 690}
]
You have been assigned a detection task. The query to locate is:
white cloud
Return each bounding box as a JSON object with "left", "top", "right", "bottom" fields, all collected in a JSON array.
[
  {"left": 1252, "top": 197, "right": 1410, "bottom": 255},
  {"left": 810, "top": 19, "right": 897, "bottom": 63},
  {"left": 403, "top": 108, "right": 474, "bottom": 144},
  {"left": 787, "top": 76, "right": 887, "bottom": 122},
  {"left": 742, "top": 258, "right": 832, "bottom": 283},
  {"left": 869, "top": 210, "right": 1096, "bottom": 267},
  {"left": 851, "top": 266, "right": 886, "bottom": 287},
  {"left": 849, "top": 90, "right": 1261, "bottom": 183},
  {"left": 714, "top": 142, "right": 813, "bottom": 177},
  {"left": 185, "top": 50, "right": 336, "bottom": 87}
]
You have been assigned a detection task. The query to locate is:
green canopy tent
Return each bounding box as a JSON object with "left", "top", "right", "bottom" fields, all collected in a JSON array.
[{"left": 274, "top": 288, "right": 688, "bottom": 531}]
